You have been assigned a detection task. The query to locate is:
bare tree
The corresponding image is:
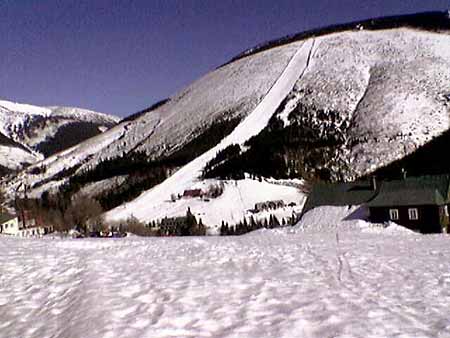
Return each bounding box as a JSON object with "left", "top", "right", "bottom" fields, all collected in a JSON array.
[
  {"left": 122, "top": 216, "right": 157, "bottom": 236},
  {"left": 64, "top": 194, "right": 103, "bottom": 233},
  {"left": 0, "top": 187, "right": 5, "bottom": 214}
]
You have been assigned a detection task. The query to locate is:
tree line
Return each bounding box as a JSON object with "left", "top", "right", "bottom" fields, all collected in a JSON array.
[{"left": 220, "top": 213, "right": 298, "bottom": 236}]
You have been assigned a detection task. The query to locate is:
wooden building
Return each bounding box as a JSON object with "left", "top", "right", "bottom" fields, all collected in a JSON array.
[
  {"left": 183, "top": 189, "right": 203, "bottom": 198},
  {"left": 159, "top": 208, "right": 205, "bottom": 236},
  {"left": 301, "top": 175, "right": 450, "bottom": 233},
  {"left": 302, "top": 180, "right": 378, "bottom": 216},
  {"left": 367, "top": 175, "right": 450, "bottom": 233}
]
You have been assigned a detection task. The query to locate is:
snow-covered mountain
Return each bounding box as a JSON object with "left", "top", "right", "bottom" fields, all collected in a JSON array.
[
  {"left": 5, "top": 12, "right": 450, "bottom": 227},
  {"left": 0, "top": 100, "right": 119, "bottom": 171}
]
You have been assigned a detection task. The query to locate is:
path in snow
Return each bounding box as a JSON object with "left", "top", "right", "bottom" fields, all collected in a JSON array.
[
  {"left": 106, "top": 39, "right": 315, "bottom": 223},
  {"left": 1, "top": 224, "right": 450, "bottom": 338}
]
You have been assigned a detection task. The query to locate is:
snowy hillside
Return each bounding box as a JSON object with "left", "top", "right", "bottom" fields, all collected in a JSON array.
[
  {"left": 105, "top": 39, "right": 313, "bottom": 225},
  {"left": 105, "top": 27, "right": 450, "bottom": 225},
  {"left": 7, "top": 40, "right": 303, "bottom": 197},
  {"left": 5, "top": 13, "right": 450, "bottom": 227},
  {"left": 273, "top": 28, "right": 450, "bottom": 180},
  {"left": 2, "top": 207, "right": 450, "bottom": 338},
  {"left": 0, "top": 99, "right": 119, "bottom": 170}
]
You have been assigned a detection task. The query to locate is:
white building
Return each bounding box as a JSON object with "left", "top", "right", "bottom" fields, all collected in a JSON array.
[
  {"left": 0, "top": 214, "right": 20, "bottom": 235},
  {"left": 0, "top": 213, "right": 53, "bottom": 237}
]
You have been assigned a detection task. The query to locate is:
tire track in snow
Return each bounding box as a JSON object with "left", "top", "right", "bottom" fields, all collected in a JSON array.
[{"left": 106, "top": 39, "right": 316, "bottom": 222}]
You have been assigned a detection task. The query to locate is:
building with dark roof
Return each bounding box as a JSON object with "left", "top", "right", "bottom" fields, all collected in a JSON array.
[
  {"left": 183, "top": 189, "right": 203, "bottom": 198},
  {"left": 302, "top": 175, "right": 450, "bottom": 233},
  {"left": 302, "top": 180, "right": 378, "bottom": 215},
  {"left": 367, "top": 175, "right": 450, "bottom": 233}
]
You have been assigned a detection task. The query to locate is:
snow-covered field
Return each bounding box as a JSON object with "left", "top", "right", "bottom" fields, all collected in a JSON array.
[{"left": 2, "top": 207, "right": 450, "bottom": 338}]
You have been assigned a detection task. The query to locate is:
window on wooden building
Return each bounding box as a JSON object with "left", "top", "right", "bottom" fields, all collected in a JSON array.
[
  {"left": 408, "top": 208, "right": 419, "bottom": 220},
  {"left": 389, "top": 209, "right": 399, "bottom": 221}
]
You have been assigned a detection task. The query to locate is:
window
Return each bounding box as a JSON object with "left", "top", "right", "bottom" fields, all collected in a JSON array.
[
  {"left": 389, "top": 209, "right": 399, "bottom": 221},
  {"left": 408, "top": 208, "right": 419, "bottom": 220}
]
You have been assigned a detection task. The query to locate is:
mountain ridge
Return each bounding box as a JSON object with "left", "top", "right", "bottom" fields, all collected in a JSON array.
[
  {"left": 3, "top": 12, "right": 450, "bottom": 228},
  {"left": 0, "top": 99, "right": 119, "bottom": 170},
  {"left": 224, "top": 10, "right": 450, "bottom": 66}
]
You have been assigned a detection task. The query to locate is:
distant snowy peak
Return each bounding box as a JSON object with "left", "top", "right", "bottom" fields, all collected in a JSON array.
[
  {"left": 45, "top": 106, "right": 120, "bottom": 124},
  {"left": 0, "top": 99, "right": 119, "bottom": 170},
  {"left": 0, "top": 100, "right": 51, "bottom": 116},
  {"left": 0, "top": 99, "right": 119, "bottom": 126}
]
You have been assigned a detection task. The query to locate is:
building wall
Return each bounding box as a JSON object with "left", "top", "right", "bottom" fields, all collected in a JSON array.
[
  {"left": 19, "top": 226, "right": 52, "bottom": 237},
  {"left": 1, "top": 218, "right": 20, "bottom": 235},
  {"left": 1, "top": 218, "right": 52, "bottom": 237},
  {"left": 369, "top": 205, "right": 442, "bottom": 233}
]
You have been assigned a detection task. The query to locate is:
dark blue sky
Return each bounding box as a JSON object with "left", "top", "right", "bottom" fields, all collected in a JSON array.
[{"left": 1, "top": 0, "right": 449, "bottom": 117}]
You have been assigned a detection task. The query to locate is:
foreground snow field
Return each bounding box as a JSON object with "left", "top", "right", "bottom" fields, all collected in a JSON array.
[{"left": 2, "top": 215, "right": 450, "bottom": 338}]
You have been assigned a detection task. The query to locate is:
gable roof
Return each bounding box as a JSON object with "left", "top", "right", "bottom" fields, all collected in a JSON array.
[
  {"left": 367, "top": 175, "right": 450, "bottom": 207},
  {"left": 0, "top": 213, "right": 17, "bottom": 224},
  {"left": 303, "top": 181, "right": 377, "bottom": 214}
]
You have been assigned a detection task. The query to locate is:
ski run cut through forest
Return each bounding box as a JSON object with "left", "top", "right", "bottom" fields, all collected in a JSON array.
[{"left": 1, "top": 206, "right": 450, "bottom": 338}]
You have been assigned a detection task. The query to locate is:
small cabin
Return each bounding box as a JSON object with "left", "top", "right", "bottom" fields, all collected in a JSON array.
[
  {"left": 302, "top": 175, "right": 450, "bottom": 234},
  {"left": 367, "top": 175, "right": 450, "bottom": 233},
  {"left": 0, "top": 214, "right": 20, "bottom": 235},
  {"left": 183, "top": 189, "right": 203, "bottom": 198}
]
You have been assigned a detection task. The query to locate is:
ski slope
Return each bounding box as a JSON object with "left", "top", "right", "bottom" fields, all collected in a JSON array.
[
  {"left": 2, "top": 207, "right": 450, "bottom": 338},
  {"left": 105, "top": 39, "right": 315, "bottom": 224}
]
